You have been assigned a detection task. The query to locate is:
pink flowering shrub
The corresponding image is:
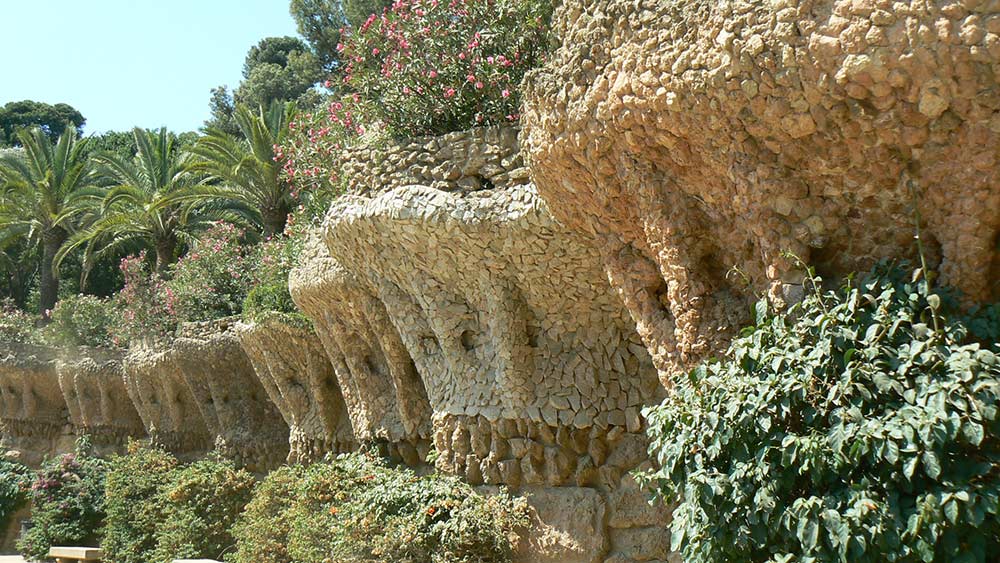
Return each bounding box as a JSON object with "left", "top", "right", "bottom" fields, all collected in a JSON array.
[
  {"left": 166, "top": 222, "right": 255, "bottom": 324},
  {"left": 340, "top": 0, "right": 551, "bottom": 135},
  {"left": 111, "top": 253, "right": 177, "bottom": 345},
  {"left": 278, "top": 96, "right": 363, "bottom": 207}
]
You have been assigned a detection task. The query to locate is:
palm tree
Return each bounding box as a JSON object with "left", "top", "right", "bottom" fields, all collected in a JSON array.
[
  {"left": 0, "top": 128, "right": 99, "bottom": 315},
  {"left": 191, "top": 101, "right": 296, "bottom": 236},
  {"left": 56, "top": 127, "right": 232, "bottom": 276}
]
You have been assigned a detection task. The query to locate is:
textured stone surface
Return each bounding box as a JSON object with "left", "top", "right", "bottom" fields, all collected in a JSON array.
[
  {"left": 56, "top": 348, "right": 144, "bottom": 452},
  {"left": 124, "top": 344, "right": 212, "bottom": 456},
  {"left": 237, "top": 319, "right": 355, "bottom": 463},
  {"left": 290, "top": 231, "right": 433, "bottom": 462},
  {"left": 339, "top": 126, "right": 529, "bottom": 195},
  {"left": 515, "top": 486, "right": 608, "bottom": 563},
  {"left": 522, "top": 0, "right": 1000, "bottom": 381},
  {"left": 321, "top": 184, "right": 662, "bottom": 428},
  {"left": 124, "top": 320, "right": 290, "bottom": 468},
  {"left": 0, "top": 345, "right": 73, "bottom": 465}
]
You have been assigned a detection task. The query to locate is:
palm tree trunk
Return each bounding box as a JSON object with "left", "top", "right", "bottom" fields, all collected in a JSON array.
[
  {"left": 262, "top": 204, "right": 289, "bottom": 237},
  {"left": 155, "top": 236, "right": 177, "bottom": 275},
  {"left": 39, "top": 228, "right": 67, "bottom": 318}
]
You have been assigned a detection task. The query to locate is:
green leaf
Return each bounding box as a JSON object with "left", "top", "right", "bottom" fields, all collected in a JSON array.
[{"left": 922, "top": 451, "right": 941, "bottom": 480}]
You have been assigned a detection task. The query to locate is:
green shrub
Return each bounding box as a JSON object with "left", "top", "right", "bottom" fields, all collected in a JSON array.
[
  {"left": 41, "top": 294, "right": 117, "bottom": 348},
  {"left": 340, "top": 0, "right": 551, "bottom": 136},
  {"left": 102, "top": 442, "right": 178, "bottom": 563},
  {"left": 0, "top": 298, "right": 39, "bottom": 344},
  {"left": 231, "top": 453, "right": 526, "bottom": 563},
  {"left": 150, "top": 454, "right": 256, "bottom": 563},
  {"left": 18, "top": 438, "right": 107, "bottom": 561},
  {"left": 229, "top": 464, "right": 306, "bottom": 563},
  {"left": 166, "top": 223, "right": 255, "bottom": 323},
  {"left": 642, "top": 265, "right": 1000, "bottom": 563},
  {"left": 0, "top": 456, "right": 32, "bottom": 534}
]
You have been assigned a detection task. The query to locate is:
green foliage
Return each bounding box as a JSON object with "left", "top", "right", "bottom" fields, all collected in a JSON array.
[
  {"left": 192, "top": 101, "right": 298, "bottom": 236},
  {"left": 290, "top": 0, "right": 348, "bottom": 73},
  {"left": 642, "top": 265, "right": 1000, "bottom": 563},
  {"left": 80, "top": 130, "right": 137, "bottom": 163},
  {"left": 18, "top": 438, "right": 108, "bottom": 561},
  {"left": 340, "top": 0, "right": 552, "bottom": 135},
  {"left": 0, "top": 298, "right": 40, "bottom": 344},
  {"left": 149, "top": 454, "right": 256, "bottom": 563},
  {"left": 40, "top": 294, "right": 117, "bottom": 347},
  {"left": 208, "top": 37, "right": 322, "bottom": 135},
  {"left": 0, "top": 100, "right": 85, "bottom": 146},
  {"left": 56, "top": 127, "right": 233, "bottom": 276},
  {"left": 166, "top": 222, "right": 255, "bottom": 323},
  {"left": 230, "top": 453, "right": 527, "bottom": 563},
  {"left": 0, "top": 127, "right": 100, "bottom": 315},
  {"left": 102, "top": 442, "right": 178, "bottom": 563},
  {"left": 0, "top": 457, "right": 32, "bottom": 535},
  {"left": 242, "top": 284, "right": 306, "bottom": 327}
]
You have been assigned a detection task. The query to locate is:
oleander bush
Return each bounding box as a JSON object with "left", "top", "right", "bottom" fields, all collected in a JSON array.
[
  {"left": 149, "top": 454, "right": 256, "bottom": 563},
  {"left": 0, "top": 457, "right": 32, "bottom": 535},
  {"left": 166, "top": 223, "right": 256, "bottom": 324},
  {"left": 0, "top": 298, "right": 38, "bottom": 344},
  {"left": 643, "top": 265, "right": 1000, "bottom": 563},
  {"left": 230, "top": 453, "right": 527, "bottom": 563},
  {"left": 242, "top": 221, "right": 311, "bottom": 327},
  {"left": 40, "top": 294, "right": 118, "bottom": 348},
  {"left": 18, "top": 438, "right": 108, "bottom": 561},
  {"left": 110, "top": 253, "right": 177, "bottom": 346},
  {"left": 102, "top": 442, "right": 178, "bottom": 563},
  {"left": 340, "top": 0, "right": 551, "bottom": 136}
]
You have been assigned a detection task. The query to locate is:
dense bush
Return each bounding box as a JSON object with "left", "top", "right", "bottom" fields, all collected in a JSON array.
[
  {"left": 40, "top": 294, "right": 117, "bottom": 348},
  {"left": 149, "top": 454, "right": 256, "bottom": 563},
  {"left": 0, "top": 298, "right": 38, "bottom": 344},
  {"left": 340, "top": 0, "right": 551, "bottom": 136},
  {"left": 102, "top": 443, "right": 178, "bottom": 563},
  {"left": 231, "top": 453, "right": 527, "bottom": 563},
  {"left": 0, "top": 457, "right": 32, "bottom": 535},
  {"left": 18, "top": 439, "right": 107, "bottom": 561},
  {"left": 166, "top": 223, "right": 255, "bottom": 324},
  {"left": 643, "top": 265, "right": 1000, "bottom": 563},
  {"left": 242, "top": 224, "right": 311, "bottom": 326},
  {"left": 110, "top": 253, "right": 177, "bottom": 346}
]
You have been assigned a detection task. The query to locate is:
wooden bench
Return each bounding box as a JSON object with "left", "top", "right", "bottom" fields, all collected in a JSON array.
[{"left": 47, "top": 547, "right": 102, "bottom": 563}]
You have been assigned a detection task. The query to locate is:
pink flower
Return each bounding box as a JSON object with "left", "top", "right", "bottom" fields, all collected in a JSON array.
[
  {"left": 475, "top": 81, "right": 484, "bottom": 89},
  {"left": 501, "top": 89, "right": 510, "bottom": 98},
  {"left": 444, "top": 88, "right": 456, "bottom": 98},
  {"left": 428, "top": 70, "right": 438, "bottom": 78}
]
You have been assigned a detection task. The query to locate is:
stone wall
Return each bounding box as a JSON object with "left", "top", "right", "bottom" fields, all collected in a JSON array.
[
  {"left": 123, "top": 319, "right": 289, "bottom": 470},
  {"left": 237, "top": 319, "right": 356, "bottom": 463},
  {"left": 0, "top": 345, "right": 74, "bottom": 465},
  {"left": 521, "top": 0, "right": 1000, "bottom": 383},
  {"left": 285, "top": 130, "right": 674, "bottom": 563},
  {"left": 338, "top": 126, "right": 530, "bottom": 194},
  {"left": 56, "top": 348, "right": 144, "bottom": 454}
]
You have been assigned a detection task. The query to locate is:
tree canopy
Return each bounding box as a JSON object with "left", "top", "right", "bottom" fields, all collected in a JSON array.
[
  {"left": 205, "top": 36, "right": 322, "bottom": 133},
  {"left": 0, "top": 101, "right": 86, "bottom": 147}
]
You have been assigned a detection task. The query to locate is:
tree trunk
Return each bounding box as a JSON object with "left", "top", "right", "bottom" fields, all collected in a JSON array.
[
  {"left": 155, "top": 236, "right": 177, "bottom": 275},
  {"left": 39, "top": 228, "right": 67, "bottom": 318},
  {"left": 262, "top": 203, "right": 289, "bottom": 238}
]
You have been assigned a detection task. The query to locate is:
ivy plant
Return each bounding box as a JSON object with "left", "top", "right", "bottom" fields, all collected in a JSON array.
[{"left": 642, "top": 265, "right": 1000, "bottom": 563}]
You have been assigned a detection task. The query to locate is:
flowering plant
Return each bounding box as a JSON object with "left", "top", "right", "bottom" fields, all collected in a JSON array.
[
  {"left": 17, "top": 438, "right": 107, "bottom": 561},
  {"left": 0, "top": 298, "right": 39, "bottom": 345},
  {"left": 110, "top": 253, "right": 177, "bottom": 346},
  {"left": 340, "top": 0, "right": 551, "bottom": 136},
  {"left": 278, "top": 95, "right": 364, "bottom": 205},
  {"left": 166, "top": 222, "right": 255, "bottom": 324}
]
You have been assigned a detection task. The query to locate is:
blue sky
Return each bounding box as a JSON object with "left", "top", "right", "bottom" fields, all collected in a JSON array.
[{"left": 0, "top": 0, "right": 300, "bottom": 134}]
